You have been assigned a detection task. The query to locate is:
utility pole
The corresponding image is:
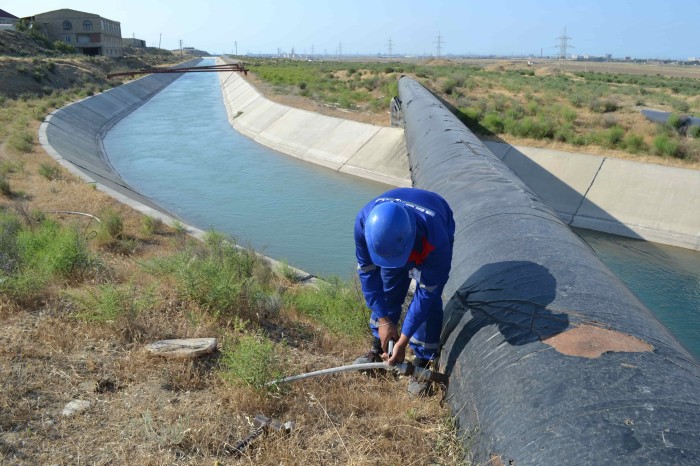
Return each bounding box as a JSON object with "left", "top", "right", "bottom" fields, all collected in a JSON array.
[
  {"left": 434, "top": 32, "right": 445, "bottom": 58},
  {"left": 158, "top": 33, "right": 162, "bottom": 49},
  {"left": 387, "top": 37, "right": 393, "bottom": 58},
  {"left": 235, "top": 41, "right": 238, "bottom": 56},
  {"left": 179, "top": 39, "right": 183, "bottom": 56},
  {"left": 338, "top": 41, "right": 343, "bottom": 59}
]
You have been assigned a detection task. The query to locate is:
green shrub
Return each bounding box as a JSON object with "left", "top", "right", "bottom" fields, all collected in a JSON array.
[
  {"left": 441, "top": 78, "right": 459, "bottom": 95},
  {"left": 18, "top": 220, "right": 92, "bottom": 278},
  {"left": 1, "top": 218, "right": 93, "bottom": 301},
  {"left": 667, "top": 113, "right": 683, "bottom": 130},
  {"left": 601, "top": 125, "right": 625, "bottom": 148},
  {"left": 689, "top": 125, "right": 700, "bottom": 139},
  {"left": 653, "top": 134, "right": 683, "bottom": 158},
  {"left": 623, "top": 134, "right": 647, "bottom": 154},
  {"left": 97, "top": 209, "right": 124, "bottom": 243},
  {"left": 589, "top": 97, "right": 619, "bottom": 113},
  {"left": 285, "top": 278, "right": 367, "bottom": 340},
  {"left": 141, "top": 216, "right": 163, "bottom": 236},
  {"left": 53, "top": 40, "right": 76, "bottom": 54},
  {"left": 220, "top": 333, "right": 284, "bottom": 391},
  {"left": 8, "top": 131, "right": 34, "bottom": 153},
  {"left": 70, "top": 284, "right": 152, "bottom": 323},
  {"left": 144, "top": 232, "right": 271, "bottom": 316},
  {"left": 482, "top": 112, "right": 505, "bottom": 134},
  {"left": 671, "top": 99, "right": 690, "bottom": 113},
  {"left": 38, "top": 163, "right": 61, "bottom": 180}
]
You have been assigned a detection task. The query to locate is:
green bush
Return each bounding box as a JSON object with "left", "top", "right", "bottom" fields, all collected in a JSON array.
[
  {"left": 220, "top": 333, "right": 284, "bottom": 390},
  {"left": 285, "top": 278, "right": 367, "bottom": 340},
  {"left": 623, "top": 134, "right": 647, "bottom": 154},
  {"left": 689, "top": 125, "right": 700, "bottom": 139},
  {"left": 141, "top": 216, "right": 163, "bottom": 236},
  {"left": 1, "top": 218, "right": 94, "bottom": 301},
  {"left": 53, "top": 40, "right": 76, "bottom": 54},
  {"left": 69, "top": 284, "right": 152, "bottom": 323},
  {"left": 601, "top": 125, "right": 625, "bottom": 148},
  {"left": 97, "top": 209, "right": 124, "bottom": 243},
  {"left": 38, "top": 163, "right": 61, "bottom": 180},
  {"left": 18, "top": 219, "right": 92, "bottom": 278},
  {"left": 589, "top": 97, "right": 619, "bottom": 113},
  {"left": 653, "top": 134, "right": 683, "bottom": 158},
  {"left": 667, "top": 113, "right": 683, "bottom": 131},
  {"left": 8, "top": 131, "right": 34, "bottom": 153},
  {"left": 144, "top": 232, "right": 271, "bottom": 317},
  {"left": 482, "top": 112, "right": 505, "bottom": 134}
]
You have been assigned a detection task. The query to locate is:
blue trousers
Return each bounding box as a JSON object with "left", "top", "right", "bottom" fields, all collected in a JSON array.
[{"left": 368, "top": 266, "right": 443, "bottom": 361}]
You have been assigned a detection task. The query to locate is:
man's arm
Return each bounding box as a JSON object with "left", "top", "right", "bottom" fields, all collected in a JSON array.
[{"left": 354, "top": 214, "right": 386, "bottom": 317}]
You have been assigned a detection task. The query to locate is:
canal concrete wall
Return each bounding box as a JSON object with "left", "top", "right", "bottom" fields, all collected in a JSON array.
[
  {"left": 216, "top": 59, "right": 411, "bottom": 187},
  {"left": 485, "top": 142, "right": 700, "bottom": 251},
  {"left": 400, "top": 77, "right": 700, "bottom": 465},
  {"left": 39, "top": 59, "right": 202, "bottom": 216}
]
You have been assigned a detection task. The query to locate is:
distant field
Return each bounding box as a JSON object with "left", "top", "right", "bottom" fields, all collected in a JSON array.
[{"left": 242, "top": 57, "right": 700, "bottom": 167}]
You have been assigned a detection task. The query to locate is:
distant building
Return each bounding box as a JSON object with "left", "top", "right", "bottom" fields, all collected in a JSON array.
[
  {"left": 123, "top": 37, "right": 146, "bottom": 48},
  {"left": 0, "top": 8, "right": 19, "bottom": 25},
  {"left": 29, "top": 9, "right": 123, "bottom": 57}
]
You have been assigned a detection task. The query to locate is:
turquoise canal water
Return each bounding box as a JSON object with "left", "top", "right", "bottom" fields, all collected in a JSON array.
[{"left": 104, "top": 60, "right": 699, "bottom": 360}]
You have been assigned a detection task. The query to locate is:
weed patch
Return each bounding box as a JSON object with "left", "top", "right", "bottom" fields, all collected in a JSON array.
[
  {"left": 219, "top": 333, "right": 285, "bottom": 391},
  {"left": 285, "top": 278, "right": 368, "bottom": 341}
]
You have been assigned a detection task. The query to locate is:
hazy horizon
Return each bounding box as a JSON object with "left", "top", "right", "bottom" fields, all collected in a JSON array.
[{"left": 5, "top": 0, "right": 699, "bottom": 60}]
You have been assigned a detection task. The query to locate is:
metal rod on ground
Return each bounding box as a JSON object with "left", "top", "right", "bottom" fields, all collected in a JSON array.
[{"left": 230, "top": 414, "right": 294, "bottom": 456}]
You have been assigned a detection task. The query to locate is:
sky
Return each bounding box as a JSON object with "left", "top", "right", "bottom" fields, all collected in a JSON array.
[{"left": 4, "top": 0, "right": 699, "bottom": 59}]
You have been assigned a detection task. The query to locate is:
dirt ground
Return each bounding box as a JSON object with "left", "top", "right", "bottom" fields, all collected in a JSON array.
[{"left": 243, "top": 73, "right": 390, "bottom": 127}]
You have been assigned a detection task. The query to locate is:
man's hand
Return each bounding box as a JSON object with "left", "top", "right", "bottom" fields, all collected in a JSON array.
[
  {"left": 377, "top": 317, "right": 399, "bottom": 354},
  {"left": 383, "top": 334, "right": 409, "bottom": 366}
]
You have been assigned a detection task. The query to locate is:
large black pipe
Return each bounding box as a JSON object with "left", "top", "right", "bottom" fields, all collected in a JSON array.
[{"left": 398, "top": 77, "right": 700, "bottom": 464}]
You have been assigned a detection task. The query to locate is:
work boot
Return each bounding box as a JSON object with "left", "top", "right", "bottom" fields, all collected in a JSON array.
[
  {"left": 407, "top": 357, "right": 432, "bottom": 397},
  {"left": 353, "top": 338, "right": 383, "bottom": 365}
]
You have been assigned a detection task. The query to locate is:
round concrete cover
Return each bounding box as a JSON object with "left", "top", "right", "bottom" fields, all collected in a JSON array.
[{"left": 145, "top": 338, "right": 217, "bottom": 358}]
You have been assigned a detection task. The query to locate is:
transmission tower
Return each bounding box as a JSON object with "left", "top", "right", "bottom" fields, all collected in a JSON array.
[
  {"left": 387, "top": 37, "right": 393, "bottom": 58},
  {"left": 434, "top": 32, "right": 445, "bottom": 58},
  {"left": 556, "top": 28, "right": 574, "bottom": 59}
]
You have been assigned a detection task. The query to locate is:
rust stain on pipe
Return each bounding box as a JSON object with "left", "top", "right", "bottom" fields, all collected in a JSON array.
[{"left": 543, "top": 324, "right": 654, "bottom": 358}]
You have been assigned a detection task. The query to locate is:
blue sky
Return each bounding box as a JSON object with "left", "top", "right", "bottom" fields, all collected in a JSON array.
[{"left": 5, "top": 0, "right": 699, "bottom": 59}]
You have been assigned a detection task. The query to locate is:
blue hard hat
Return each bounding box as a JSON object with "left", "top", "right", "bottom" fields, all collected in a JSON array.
[{"left": 365, "top": 202, "right": 416, "bottom": 268}]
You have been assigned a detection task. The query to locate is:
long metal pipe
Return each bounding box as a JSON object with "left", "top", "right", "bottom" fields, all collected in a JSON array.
[{"left": 398, "top": 76, "right": 700, "bottom": 464}]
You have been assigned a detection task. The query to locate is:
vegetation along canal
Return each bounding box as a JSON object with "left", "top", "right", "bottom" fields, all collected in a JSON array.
[{"left": 104, "top": 60, "right": 699, "bottom": 360}]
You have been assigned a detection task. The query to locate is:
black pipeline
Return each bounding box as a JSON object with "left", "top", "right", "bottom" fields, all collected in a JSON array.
[{"left": 398, "top": 76, "right": 700, "bottom": 465}]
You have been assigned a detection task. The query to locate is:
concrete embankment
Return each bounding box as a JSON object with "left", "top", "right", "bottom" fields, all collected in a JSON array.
[
  {"left": 39, "top": 59, "right": 201, "bottom": 218},
  {"left": 216, "top": 59, "right": 410, "bottom": 187},
  {"left": 486, "top": 142, "right": 700, "bottom": 251},
  {"left": 399, "top": 76, "right": 700, "bottom": 465}
]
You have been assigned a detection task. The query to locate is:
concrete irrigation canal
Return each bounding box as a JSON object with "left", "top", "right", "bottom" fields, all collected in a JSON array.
[{"left": 40, "top": 59, "right": 700, "bottom": 464}]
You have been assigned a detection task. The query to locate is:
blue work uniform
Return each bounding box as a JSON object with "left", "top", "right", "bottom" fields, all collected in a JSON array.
[{"left": 354, "top": 188, "right": 455, "bottom": 360}]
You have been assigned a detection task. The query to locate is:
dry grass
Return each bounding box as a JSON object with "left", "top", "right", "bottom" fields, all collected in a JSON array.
[{"left": 0, "top": 95, "right": 468, "bottom": 464}]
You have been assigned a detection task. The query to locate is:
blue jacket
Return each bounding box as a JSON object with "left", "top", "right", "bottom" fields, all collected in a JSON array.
[{"left": 354, "top": 188, "right": 455, "bottom": 339}]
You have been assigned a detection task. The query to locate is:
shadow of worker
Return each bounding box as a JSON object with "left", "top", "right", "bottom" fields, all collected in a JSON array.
[{"left": 440, "top": 261, "right": 569, "bottom": 375}]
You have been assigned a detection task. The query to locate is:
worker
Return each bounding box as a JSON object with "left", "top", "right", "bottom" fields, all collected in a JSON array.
[{"left": 353, "top": 187, "right": 455, "bottom": 396}]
